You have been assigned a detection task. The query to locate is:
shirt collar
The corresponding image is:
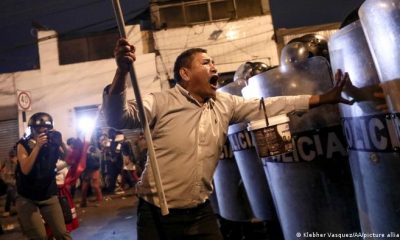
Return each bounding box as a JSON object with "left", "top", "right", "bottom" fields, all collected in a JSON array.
[{"left": 175, "top": 83, "right": 215, "bottom": 108}]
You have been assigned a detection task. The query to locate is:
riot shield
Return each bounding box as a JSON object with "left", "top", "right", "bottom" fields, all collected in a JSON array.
[
  {"left": 227, "top": 122, "right": 277, "bottom": 221},
  {"left": 242, "top": 56, "right": 360, "bottom": 239},
  {"left": 329, "top": 19, "right": 400, "bottom": 235},
  {"left": 242, "top": 57, "right": 341, "bottom": 133},
  {"left": 209, "top": 189, "right": 220, "bottom": 216},
  {"left": 359, "top": 0, "right": 400, "bottom": 113},
  {"left": 213, "top": 139, "right": 253, "bottom": 221},
  {"left": 218, "top": 82, "right": 279, "bottom": 222}
]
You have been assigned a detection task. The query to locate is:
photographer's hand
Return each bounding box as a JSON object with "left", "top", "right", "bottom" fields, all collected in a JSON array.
[{"left": 35, "top": 133, "right": 48, "bottom": 149}]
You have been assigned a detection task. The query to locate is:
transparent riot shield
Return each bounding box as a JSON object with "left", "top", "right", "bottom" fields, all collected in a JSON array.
[
  {"left": 242, "top": 56, "right": 360, "bottom": 240},
  {"left": 359, "top": 0, "right": 400, "bottom": 113},
  {"left": 213, "top": 139, "right": 253, "bottom": 221},
  {"left": 218, "top": 82, "right": 279, "bottom": 222},
  {"left": 329, "top": 19, "right": 400, "bottom": 235},
  {"left": 227, "top": 122, "right": 277, "bottom": 221}
]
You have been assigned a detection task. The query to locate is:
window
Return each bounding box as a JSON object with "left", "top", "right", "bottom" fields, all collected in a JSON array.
[
  {"left": 236, "top": 0, "right": 264, "bottom": 18},
  {"left": 211, "top": 1, "right": 235, "bottom": 20},
  {"left": 58, "top": 31, "right": 119, "bottom": 65},
  {"left": 154, "top": 0, "right": 268, "bottom": 29},
  {"left": 159, "top": 5, "right": 185, "bottom": 28},
  {"left": 186, "top": 3, "right": 209, "bottom": 23}
]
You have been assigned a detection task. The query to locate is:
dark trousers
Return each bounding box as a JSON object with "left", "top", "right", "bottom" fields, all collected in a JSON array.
[
  {"left": 5, "top": 184, "right": 16, "bottom": 212},
  {"left": 16, "top": 195, "right": 71, "bottom": 239},
  {"left": 137, "top": 198, "right": 223, "bottom": 240}
]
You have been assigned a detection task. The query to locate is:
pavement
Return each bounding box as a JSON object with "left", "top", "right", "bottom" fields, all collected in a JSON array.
[
  {"left": 0, "top": 188, "right": 139, "bottom": 240},
  {"left": 0, "top": 188, "right": 277, "bottom": 240}
]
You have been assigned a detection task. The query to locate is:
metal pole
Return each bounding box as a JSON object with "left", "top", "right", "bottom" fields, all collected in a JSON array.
[{"left": 111, "top": 0, "right": 169, "bottom": 215}]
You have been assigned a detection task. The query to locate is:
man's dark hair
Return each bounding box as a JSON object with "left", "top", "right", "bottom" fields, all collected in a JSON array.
[
  {"left": 67, "top": 137, "right": 82, "bottom": 149},
  {"left": 66, "top": 137, "right": 75, "bottom": 146},
  {"left": 173, "top": 48, "right": 207, "bottom": 84}
]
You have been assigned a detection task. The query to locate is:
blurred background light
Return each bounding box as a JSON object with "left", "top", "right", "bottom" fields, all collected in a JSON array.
[{"left": 77, "top": 115, "right": 95, "bottom": 134}]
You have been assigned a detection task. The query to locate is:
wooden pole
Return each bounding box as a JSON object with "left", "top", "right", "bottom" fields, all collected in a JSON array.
[{"left": 111, "top": 0, "right": 169, "bottom": 215}]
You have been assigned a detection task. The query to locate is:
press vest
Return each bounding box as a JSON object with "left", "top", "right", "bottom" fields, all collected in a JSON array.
[{"left": 16, "top": 137, "right": 59, "bottom": 201}]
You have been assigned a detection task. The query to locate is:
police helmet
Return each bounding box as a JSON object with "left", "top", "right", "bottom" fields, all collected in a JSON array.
[
  {"left": 234, "top": 61, "right": 271, "bottom": 84},
  {"left": 280, "top": 42, "right": 310, "bottom": 65},
  {"left": 285, "top": 34, "right": 330, "bottom": 63},
  {"left": 297, "top": 34, "right": 330, "bottom": 61}
]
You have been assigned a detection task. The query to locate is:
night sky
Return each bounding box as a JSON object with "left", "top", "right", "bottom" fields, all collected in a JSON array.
[
  {"left": 269, "top": 0, "right": 364, "bottom": 29},
  {"left": 0, "top": 0, "right": 149, "bottom": 73}
]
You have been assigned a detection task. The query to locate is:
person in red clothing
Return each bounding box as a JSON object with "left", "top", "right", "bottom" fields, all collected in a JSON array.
[
  {"left": 47, "top": 159, "right": 79, "bottom": 236},
  {"left": 65, "top": 137, "right": 88, "bottom": 193},
  {"left": 64, "top": 138, "right": 81, "bottom": 198}
]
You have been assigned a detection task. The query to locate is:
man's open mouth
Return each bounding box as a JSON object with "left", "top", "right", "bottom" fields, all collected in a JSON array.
[{"left": 209, "top": 75, "right": 219, "bottom": 88}]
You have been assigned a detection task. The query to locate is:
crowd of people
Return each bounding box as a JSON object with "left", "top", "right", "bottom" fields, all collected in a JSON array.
[
  {"left": 0, "top": 112, "right": 147, "bottom": 239},
  {"left": 0, "top": 33, "right": 351, "bottom": 239}
]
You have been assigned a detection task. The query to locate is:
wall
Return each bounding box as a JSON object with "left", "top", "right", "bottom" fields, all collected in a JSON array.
[
  {"left": 0, "top": 25, "right": 159, "bottom": 140},
  {"left": 153, "top": 15, "right": 279, "bottom": 87}
]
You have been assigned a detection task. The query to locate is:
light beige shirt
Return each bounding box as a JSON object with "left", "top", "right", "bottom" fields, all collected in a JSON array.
[{"left": 103, "top": 84, "right": 310, "bottom": 208}]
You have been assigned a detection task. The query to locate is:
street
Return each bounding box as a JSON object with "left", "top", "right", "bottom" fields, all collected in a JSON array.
[
  {"left": 0, "top": 187, "right": 277, "bottom": 240},
  {"left": 0, "top": 189, "right": 139, "bottom": 240}
]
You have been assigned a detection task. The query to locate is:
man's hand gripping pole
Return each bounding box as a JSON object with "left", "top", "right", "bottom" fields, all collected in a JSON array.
[{"left": 111, "top": 0, "right": 169, "bottom": 216}]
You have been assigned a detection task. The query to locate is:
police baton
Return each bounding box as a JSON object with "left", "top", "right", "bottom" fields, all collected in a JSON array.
[{"left": 111, "top": 0, "right": 169, "bottom": 215}]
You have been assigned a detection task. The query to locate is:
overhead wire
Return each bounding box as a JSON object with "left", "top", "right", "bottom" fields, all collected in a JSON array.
[
  {"left": 211, "top": 21, "right": 266, "bottom": 59},
  {"left": 0, "top": 5, "right": 148, "bottom": 55},
  {"left": 153, "top": 16, "right": 275, "bottom": 76},
  {"left": 155, "top": 29, "right": 273, "bottom": 52}
]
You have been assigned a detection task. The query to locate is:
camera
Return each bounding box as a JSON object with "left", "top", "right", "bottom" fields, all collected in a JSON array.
[
  {"left": 88, "top": 145, "right": 96, "bottom": 153},
  {"left": 46, "top": 130, "right": 62, "bottom": 146}
]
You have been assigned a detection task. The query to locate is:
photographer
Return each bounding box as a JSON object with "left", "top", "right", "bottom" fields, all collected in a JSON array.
[{"left": 15, "top": 112, "right": 71, "bottom": 240}]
